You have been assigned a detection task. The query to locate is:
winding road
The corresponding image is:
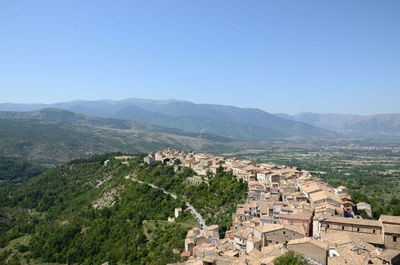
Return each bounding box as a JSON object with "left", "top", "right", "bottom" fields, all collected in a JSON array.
[{"left": 128, "top": 175, "right": 205, "bottom": 229}]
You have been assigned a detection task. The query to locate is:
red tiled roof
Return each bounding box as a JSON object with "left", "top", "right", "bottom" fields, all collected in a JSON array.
[{"left": 181, "top": 251, "right": 191, "bottom": 257}]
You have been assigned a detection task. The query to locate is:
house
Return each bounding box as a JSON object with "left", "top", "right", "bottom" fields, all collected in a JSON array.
[
  {"left": 334, "top": 185, "right": 348, "bottom": 195},
  {"left": 319, "top": 216, "right": 384, "bottom": 247},
  {"left": 154, "top": 152, "right": 164, "bottom": 162},
  {"left": 287, "top": 237, "right": 328, "bottom": 265},
  {"left": 254, "top": 224, "right": 305, "bottom": 247},
  {"left": 380, "top": 215, "right": 400, "bottom": 250},
  {"left": 279, "top": 210, "right": 313, "bottom": 236},
  {"left": 267, "top": 174, "right": 280, "bottom": 188},
  {"left": 175, "top": 208, "right": 182, "bottom": 218},
  {"left": 378, "top": 249, "right": 400, "bottom": 265},
  {"left": 235, "top": 206, "right": 245, "bottom": 222},
  {"left": 256, "top": 170, "right": 268, "bottom": 183},
  {"left": 233, "top": 229, "right": 253, "bottom": 252},
  {"left": 300, "top": 182, "right": 322, "bottom": 198},
  {"left": 144, "top": 154, "right": 155, "bottom": 164},
  {"left": 185, "top": 238, "right": 196, "bottom": 253},
  {"left": 184, "top": 158, "right": 194, "bottom": 168},
  {"left": 309, "top": 190, "right": 342, "bottom": 209}
]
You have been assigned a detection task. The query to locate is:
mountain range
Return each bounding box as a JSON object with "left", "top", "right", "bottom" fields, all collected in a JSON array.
[
  {"left": 1, "top": 98, "right": 400, "bottom": 143},
  {"left": 0, "top": 99, "right": 334, "bottom": 141},
  {"left": 277, "top": 112, "right": 400, "bottom": 139}
]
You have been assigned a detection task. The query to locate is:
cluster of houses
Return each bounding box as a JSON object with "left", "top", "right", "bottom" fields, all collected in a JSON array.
[{"left": 146, "top": 149, "right": 400, "bottom": 265}]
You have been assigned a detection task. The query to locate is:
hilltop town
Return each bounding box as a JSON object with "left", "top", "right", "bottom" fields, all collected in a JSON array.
[{"left": 144, "top": 148, "right": 400, "bottom": 265}]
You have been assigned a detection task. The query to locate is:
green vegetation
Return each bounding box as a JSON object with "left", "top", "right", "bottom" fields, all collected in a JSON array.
[
  {"left": 0, "top": 156, "right": 48, "bottom": 251},
  {"left": 30, "top": 182, "right": 188, "bottom": 264},
  {"left": 0, "top": 156, "right": 47, "bottom": 182},
  {"left": 273, "top": 251, "right": 309, "bottom": 265},
  {"left": 0, "top": 153, "right": 247, "bottom": 264},
  {"left": 0, "top": 154, "right": 192, "bottom": 264},
  {"left": 133, "top": 162, "right": 248, "bottom": 237}
]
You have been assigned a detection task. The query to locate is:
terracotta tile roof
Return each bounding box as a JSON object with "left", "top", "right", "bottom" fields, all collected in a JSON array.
[
  {"left": 324, "top": 216, "right": 381, "bottom": 227},
  {"left": 256, "top": 224, "right": 306, "bottom": 235},
  {"left": 288, "top": 237, "right": 328, "bottom": 250},
  {"left": 379, "top": 249, "right": 400, "bottom": 261},
  {"left": 323, "top": 232, "right": 353, "bottom": 245},
  {"left": 383, "top": 223, "right": 400, "bottom": 234},
  {"left": 201, "top": 243, "right": 215, "bottom": 248},
  {"left": 348, "top": 231, "right": 384, "bottom": 245},
  {"left": 328, "top": 256, "right": 347, "bottom": 265},
  {"left": 234, "top": 229, "right": 253, "bottom": 239},
  {"left": 315, "top": 203, "right": 344, "bottom": 213},
  {"left": 279, "top": 210, "right": 313, "bottom": 220},
  {"left": 301, "top": 182, "right": 321, "bottom": 194},
  {"left": 181, "top": 251, "right": 191, "bottom": 257},
  {"left": 380, "top": 215, "right": 400, "bottom": 225}
]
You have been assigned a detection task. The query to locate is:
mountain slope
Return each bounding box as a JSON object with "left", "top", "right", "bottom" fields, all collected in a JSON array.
[
  {"left": 0, "top": 99, "right": 335, "bottom": 141},
  {"left": 112, "top": 105, "right": 284, "bottom": 141},
  {"left": 0, "top": 156, "right": 46, "bottom": 182},
  {"left": 0, "top": 154, "right": 247, "bottom": 264},
  {"left": 280, "top": 112, "right": 400, "bottom": 138},
  {"left": 99, "top": 99, "right": 335, "bottom": 139},
  {"left": 0, "top": 118, "right": 237, "bottom": 164},
  {"left": 0, "top": 155, "right": 193, "bottom": 264},
  {"left": 0, "top": 108, "right": 235, "bottom": 143}
]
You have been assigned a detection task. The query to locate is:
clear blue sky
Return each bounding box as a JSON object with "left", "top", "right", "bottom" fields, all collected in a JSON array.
[{"left": 1, "top": 0, "right": 399, "bottom": 114}]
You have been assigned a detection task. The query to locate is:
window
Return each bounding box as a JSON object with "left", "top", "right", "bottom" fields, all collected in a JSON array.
[
  {"left": 373, "top": 229, "right": 376, "bottom": 234},
  {"left": 283, "top": 231, "right": 286, "bottom": 235},
  {"left": 357, "top": 228, "right": 360, "bottom": 232},
  {"left": 394, "top": 236, "right": 397, "bottom": 243},
  {"left": 327, "top": 224, "right": 330, "bottom": 228},
  {"left": 342, "top": 226, "right": 344, "bottom": 231}
]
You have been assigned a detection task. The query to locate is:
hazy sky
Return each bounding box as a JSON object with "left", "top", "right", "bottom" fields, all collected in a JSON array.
[{"left": 1, "top": 0, "right": 399, "bottom": 114}]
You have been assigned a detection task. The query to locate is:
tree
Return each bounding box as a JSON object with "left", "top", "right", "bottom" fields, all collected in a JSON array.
[{"left": 273, "top": 251, "right": 309, "bottom": 265}]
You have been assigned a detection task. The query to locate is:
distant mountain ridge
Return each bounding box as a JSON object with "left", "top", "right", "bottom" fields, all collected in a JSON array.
[
  {"left": 0, "top": 117, "right": 238, "bottom": 165},
  {"left": 0, "top": 99, "right": 335, "bottom": 141},
  {"left": 277, "top": 112, "right": 400, "bottom": 138},
  {"left": 0, "top": 108, "right": 234, "bottom": 143}
]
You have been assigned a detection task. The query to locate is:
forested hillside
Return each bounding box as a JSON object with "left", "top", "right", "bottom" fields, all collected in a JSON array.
[
  {"left": 0, "top": 118, "right": 237, "bottom": 165},
  {"left": 133, "top": 162, "right": 248, "bottom": 237},
  {"left": 0, "top": 154, "right": 247, "bottom": 264},
  {"left": 0, "top": 108, "right": 235, "bottom": 143},
  {"left": 0, "top": 157, "right": 46, "bottom": 182}
]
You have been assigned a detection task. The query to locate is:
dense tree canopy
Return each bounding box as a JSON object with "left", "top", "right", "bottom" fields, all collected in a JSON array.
[
  {"left": 0, "top": 154, "right": 247, "bottom": 264},
  {"left": 273, "top": 251, "right": 309, "bottom": 265}
]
